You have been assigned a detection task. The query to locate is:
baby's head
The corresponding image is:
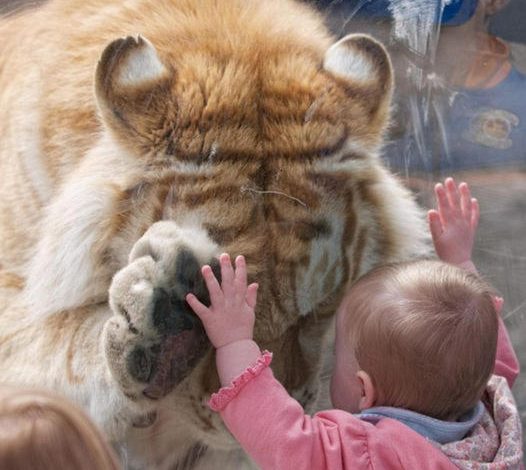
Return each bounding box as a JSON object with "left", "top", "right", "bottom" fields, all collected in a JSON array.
[
  {"left": 331, "top": 260, "right": 498, "bottom": 420},
  {"left": 0, "top": 386, "right": 120, "bottom": 470}
]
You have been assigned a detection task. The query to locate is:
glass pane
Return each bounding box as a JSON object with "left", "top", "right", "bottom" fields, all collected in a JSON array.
[{"left": 2, "top": 0, "right": 524, "bottom": 461}]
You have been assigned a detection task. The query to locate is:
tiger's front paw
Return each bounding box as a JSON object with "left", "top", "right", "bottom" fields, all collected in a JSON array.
[{"left": 103, "top": 221, "right": 219, "bottom": 400}]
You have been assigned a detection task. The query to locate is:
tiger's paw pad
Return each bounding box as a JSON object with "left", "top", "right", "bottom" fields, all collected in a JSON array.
[{"left": 105, "top": 221, "right": 219, "bottom": 399}]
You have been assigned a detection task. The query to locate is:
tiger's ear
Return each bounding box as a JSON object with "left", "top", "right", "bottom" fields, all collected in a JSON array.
[
  {"left": 323, "top": 34, "right": 393, "bottom": 121},
  {"left": 95, "top": 35, "right": 175, "bottom": 150}
]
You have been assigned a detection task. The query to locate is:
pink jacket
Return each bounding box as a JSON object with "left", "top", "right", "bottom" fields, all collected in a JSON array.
[{"left": 209, "top": 316, "right": 522, "bottom": 469}]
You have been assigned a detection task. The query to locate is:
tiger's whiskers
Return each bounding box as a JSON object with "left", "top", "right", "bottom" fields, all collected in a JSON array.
[{"left": 240, "top": 186, "right": 307, "bottom": 208}]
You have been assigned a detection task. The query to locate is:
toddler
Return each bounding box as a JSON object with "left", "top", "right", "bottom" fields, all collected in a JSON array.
[
  {"left": 0, "top": 386, "right": 120, "bottom": 470},
  {"left": 186, "top": 177, "right": 522, "bottom": 469}
]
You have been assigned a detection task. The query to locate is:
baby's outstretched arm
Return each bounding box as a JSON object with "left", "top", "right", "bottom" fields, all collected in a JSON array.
[
  {"left": 186, "top": 253, "right": 261, "bottom": 386},
  {"left": 186, "top": 254, "right": 403, "bottom": 469},
  {"left": 429, "top": 177, "right": 519, "bottom": 386},
  {"left": 428, "top": 177, "right": 479, "bottom": 272}
]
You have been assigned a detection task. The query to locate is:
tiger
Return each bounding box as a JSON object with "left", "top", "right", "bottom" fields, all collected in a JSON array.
[{"left": 0, "top": 0, "right": 429, "bottom": 468}]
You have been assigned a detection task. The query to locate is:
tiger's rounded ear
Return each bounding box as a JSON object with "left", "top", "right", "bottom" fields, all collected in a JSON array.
[
  {"left": 95, "top": 35, "right": 174, "bottom": 148},
  {"left": 323, "top": 34, "right": 393, "bottom": 118}
]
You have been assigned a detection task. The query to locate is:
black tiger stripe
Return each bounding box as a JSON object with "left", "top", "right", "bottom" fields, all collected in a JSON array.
[
  {"left": 172, "top": 443, "right": 208, "bottom": 470},
  {"left": 338, "top": 151, "right": 368, "bottom": 162}
]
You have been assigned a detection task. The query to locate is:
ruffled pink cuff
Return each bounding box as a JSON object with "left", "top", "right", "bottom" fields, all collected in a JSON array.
[{"left": 208, "top": 351, "right": 273, "bottom": 412}]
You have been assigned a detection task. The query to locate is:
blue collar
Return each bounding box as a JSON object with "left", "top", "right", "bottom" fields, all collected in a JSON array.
[{"left": 358, "top": 402, "right": 485, "bottom": 444}]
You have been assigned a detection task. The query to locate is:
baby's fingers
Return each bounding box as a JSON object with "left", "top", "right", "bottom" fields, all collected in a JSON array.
[
  {"left": 434, "top": 183, "right": 451, "bottom": 223},
  {"left": 185, "top": 293, "right": 210, "bottom": 320},
  {"left": 471, "top": 198, "right": 480, "bottom": 230},
  {"left": 234, "top": 255, "right": 248, "bottom": 292},
  {"left": 459, "top": 182, "right": 472, "bottom": 219},
  {"left": 445, "top": 177, "right": 461, "bottom": 212},
  {"left": 219, "top": 253, "right": 235, "bottom": 297},
  {"left": 201, "top": 265, "right": 223, "bottom": 305},
  {"left": 246, "top": 283, "right": 259, "bottom": 309},
  {"left": 428, "top": 209, "right": 443, "bottom": 241}
]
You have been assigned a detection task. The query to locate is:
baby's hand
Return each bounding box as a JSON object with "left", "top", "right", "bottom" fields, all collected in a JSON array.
[
  {"left": 186, "top": 253, "right": 258, "bottom": 349},
  {"left": 428, "top": 177, "right": 479, "bottom": 269}
]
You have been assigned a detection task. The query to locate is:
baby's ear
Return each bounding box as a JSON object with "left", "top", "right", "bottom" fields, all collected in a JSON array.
[
  {"left": 323, "top": 34, "right": 393, "bottom": 128},
  {"left": 357, "top": 370, "right": 376, "bottom": 410},
  {"left": 95, "top": 35, "right": 175, "bottom": 151}
]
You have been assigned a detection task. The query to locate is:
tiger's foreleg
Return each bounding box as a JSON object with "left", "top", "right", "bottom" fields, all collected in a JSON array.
[
  {"left": 0, "top": 219, "right": 222, "bottom": 442},
  {"left": 0, "top": 156, "right": 222, "bottom": 442}
]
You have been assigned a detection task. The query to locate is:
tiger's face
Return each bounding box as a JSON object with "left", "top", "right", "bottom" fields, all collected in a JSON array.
[{"left": 94, "top": 30, "right": 393, "bottom": 394}]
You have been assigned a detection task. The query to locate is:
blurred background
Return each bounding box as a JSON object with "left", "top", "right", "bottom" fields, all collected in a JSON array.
[{"left": 2, "top": 0, "right": 525, "bottom": 452}]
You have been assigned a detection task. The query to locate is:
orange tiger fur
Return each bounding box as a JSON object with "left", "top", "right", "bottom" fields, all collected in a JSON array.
[{"left": 0, "top": 0, "right": 428, "bottom": 468}]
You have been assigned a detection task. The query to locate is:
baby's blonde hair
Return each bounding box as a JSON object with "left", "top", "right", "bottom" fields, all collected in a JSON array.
[
  {"left": 345, "top": 260, "right": 498, "bottom": 420},
  {"left": 0, "top": 386, "right": 120, "bottom": 470}
]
